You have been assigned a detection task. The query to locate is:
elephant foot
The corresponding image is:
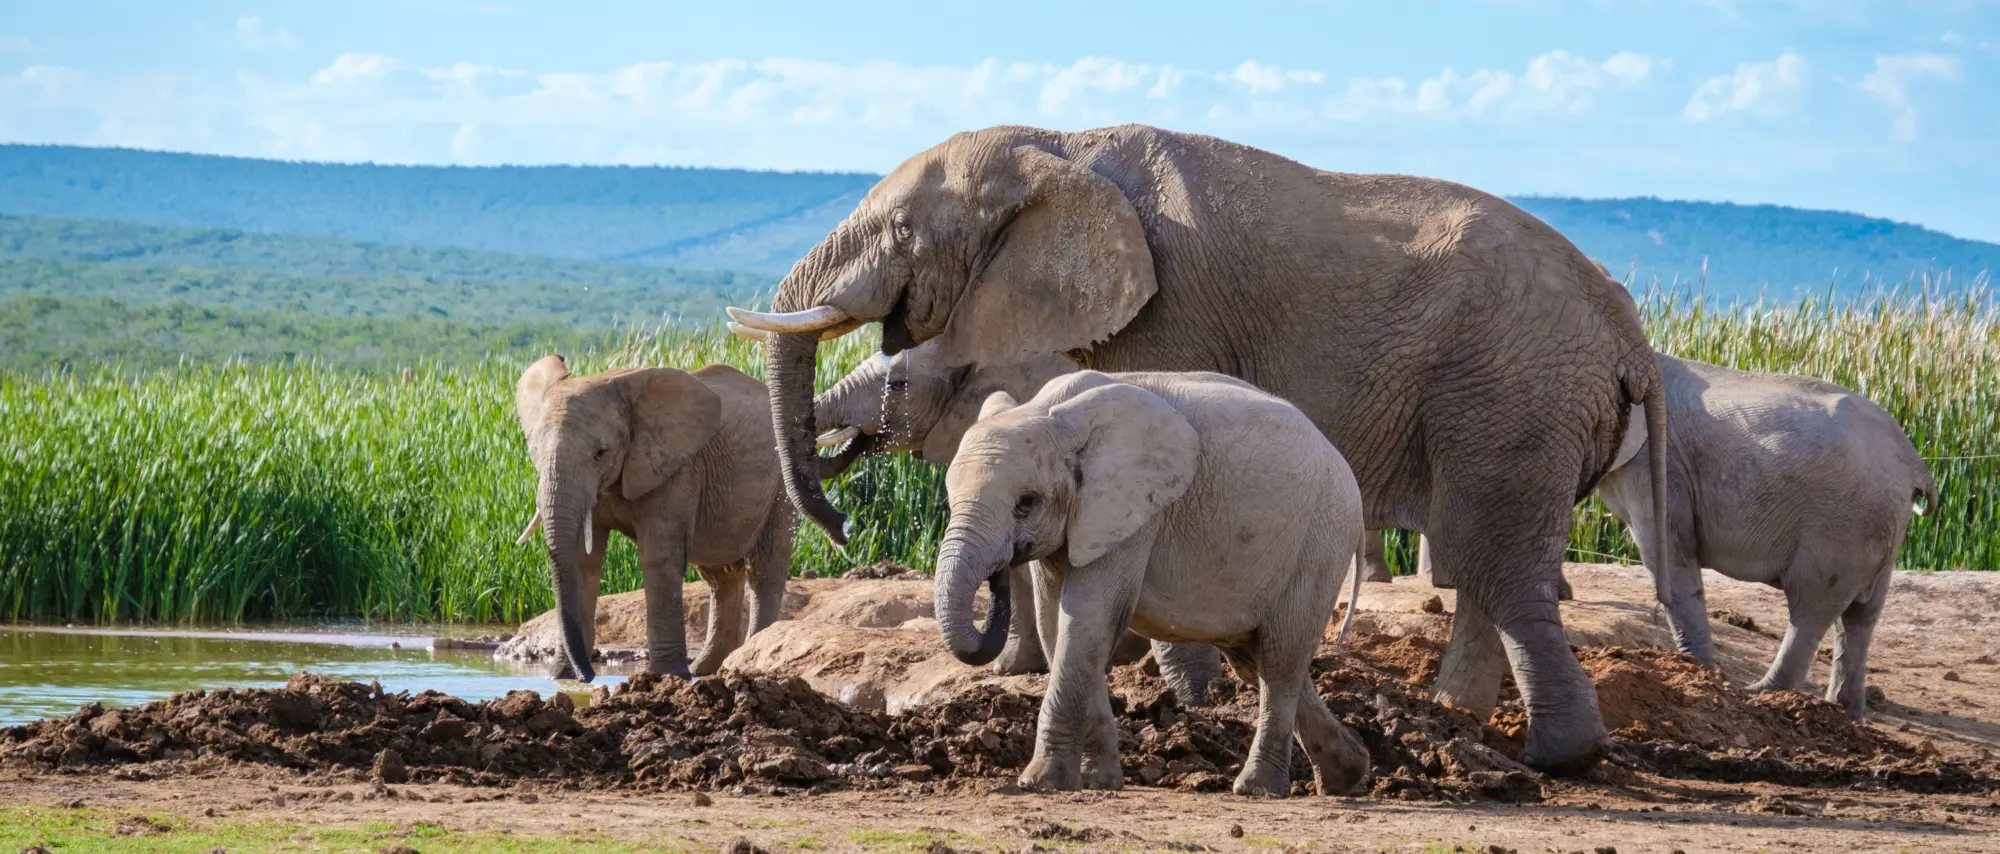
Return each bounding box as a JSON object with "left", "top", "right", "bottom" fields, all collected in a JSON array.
[
  {"left": 1362, "top": 564, "right": 1393, "bottom": 584},
  {"left": 1299, "top": 722, "right": 1372, "bottom": 796},
  {"left": 1518, "top": 714, "right": 1609, "bottom": 774},
  {"left": 1231, "top": 760, "right": 1293, "bottom": 798},
  {"left": 1080, "top": 755, "right": 1124, "bottom": 791},
  {"left": 1746, "top": 676, "right": 1798, "bottom": 694},
  {"left": 1019, "top": 755, "right": 1081, "bottom": 792},
  {"left": 690, "top": 653, "right": 726, "bottom": 677},
  {"left": 1109, "top": 631, "right": 1151, "bottom": 666},
  {"left": 992, "top": 642, "right": 1048, "bottom": 676},
  {"left": 1556, "top": 578, "right": 1574, "bottom": 601},
  {"left": 646, "top": 659, "right": 696, "bottom": 681}
]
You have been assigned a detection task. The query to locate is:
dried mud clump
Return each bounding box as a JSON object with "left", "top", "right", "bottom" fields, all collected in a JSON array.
[
  {"left": 2, "top": 637, "right": 1991, "bottom": 799},
  {"left": 1490, "top": 647, "right": 1993, "bottom": 793}
]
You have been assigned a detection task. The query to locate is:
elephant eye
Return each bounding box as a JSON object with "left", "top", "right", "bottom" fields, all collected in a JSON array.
[
  {"left": 1014, "top": 492, "right": 1040, "bottom": 519},
  {"left": 892, "top": 209, "right": 913, "bottom": 242},
  {"left": 594, "top": 448, "right": 608, "bottom": 460}
]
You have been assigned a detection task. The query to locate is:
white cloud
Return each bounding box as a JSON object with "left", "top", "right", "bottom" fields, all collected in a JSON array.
[
  {"left": 311, "top": 52, "right": 402, "bottom": 85},
  {"left": 1859, "top": 52, "right": 1961, "bottom": 141},
  {"left": 1681, "top": 52, "right": 1806, "bottom": 122},
  {"left": 2, "top": 49, "right": 1655, "bottom": 167},
  {"left": 233, "top": 16, "right": 296, "bottom": 51}
]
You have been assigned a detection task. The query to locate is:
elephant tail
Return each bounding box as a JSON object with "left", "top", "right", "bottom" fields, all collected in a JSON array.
[
  {"left": 1643, "top": 372, "right": 1674, "bottom": 607},
  {"left": 1911, "top": 464, "right": 1938, "bottom": 517},
  {"left": 1336, "top": 534, "right": 1364, "bottom": 648}
]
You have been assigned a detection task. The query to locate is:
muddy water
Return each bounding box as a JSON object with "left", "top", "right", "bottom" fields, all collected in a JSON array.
[{"left": 0, "top": 627, "right": 633, "bottom": 726}]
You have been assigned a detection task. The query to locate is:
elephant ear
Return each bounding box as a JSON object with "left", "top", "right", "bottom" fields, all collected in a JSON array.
[
  {"left": 515, "top": 355, "right": 571, "bottom": 444},
  {"left": 939, "top": 146, "right": 1157, "bottom": 368},
  {"left": 1050, "top": 382, "right": 1198, "bottom": 567},
  {"left": 617, "top": 368, "right": 724, "bottom": 501}
]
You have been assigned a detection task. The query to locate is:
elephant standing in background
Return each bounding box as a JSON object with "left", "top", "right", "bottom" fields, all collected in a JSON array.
[
  {"left": 1595, "top": 356, "right": 1933, "bottom": 719},
  {"left": 936, "top": 370, "right": 1370, "bottom": 795},
  {"left": 513, "top": 355, "right": 794, "bottom": 682},
  {"left": 730, "top": 123, "right": 1669, "bottom": 769}
]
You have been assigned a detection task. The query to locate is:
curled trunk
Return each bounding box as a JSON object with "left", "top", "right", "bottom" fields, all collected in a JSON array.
[
  {"left": 935, "top": 525, "right": 1013, "bottom": 666},
  {"left": 768, "top": 331, "right": 849, "bottom": 543}
]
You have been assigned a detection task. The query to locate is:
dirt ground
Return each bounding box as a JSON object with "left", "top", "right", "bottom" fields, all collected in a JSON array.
[{"left": 5, "top": 563, "right": 1999, "bottom": 853}]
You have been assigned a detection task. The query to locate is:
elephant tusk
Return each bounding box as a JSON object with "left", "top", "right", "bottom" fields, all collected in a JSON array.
[
  {"left": 514, "top": 510, "right": 542, "bottom": 546},
  {"left": 582, "top": 506, "right": 593, "bottom": 556},
  {"left": 816, "top": 425, "right": 860, "bottom": 447},
  {"left": 726, "top": 304, "right": 854, "bottom": 335},
  {"left": 728, "top": 319, "right": 862, "bottom": 343}
]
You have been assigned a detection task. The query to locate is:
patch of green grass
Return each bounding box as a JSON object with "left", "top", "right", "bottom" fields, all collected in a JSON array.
[
  {"left": 0, "top": 285, "right": 1991, "bottom": 625},
  {"left": 844, "top": 827, "right": 995, "bottom": 852},
  {"left": 0, "top": 805, "right": 680, "bottom": 853}
]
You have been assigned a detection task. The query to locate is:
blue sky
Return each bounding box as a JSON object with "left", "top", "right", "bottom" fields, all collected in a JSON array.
[{"left": 3, "top": 0, "right": 1997, "bottom": 240}]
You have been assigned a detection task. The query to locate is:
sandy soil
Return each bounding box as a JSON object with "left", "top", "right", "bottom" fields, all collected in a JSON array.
[{"left": 5, "top": 563, "right": 1998, "bottom": 853}]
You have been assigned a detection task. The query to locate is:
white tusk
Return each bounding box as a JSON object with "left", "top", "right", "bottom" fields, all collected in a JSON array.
[
  {"left": 817, "top": 425, "right": 860, "bottom": 447},
  {"left": 726, "top": 322, "right": 769, "bottom": 342},
  {"left": 514, "top": 510, "right": 542, "bottom": 546},
  {"left": 582, "top": 506, "right": 593, "bottom": 555},
  {"left": 726, "top": 304, "right": 853, "bottom": 334}
]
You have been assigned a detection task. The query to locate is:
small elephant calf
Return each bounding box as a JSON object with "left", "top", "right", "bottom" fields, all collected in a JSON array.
[
  {"left": 513, "top": 355, "right": 794, "bottom": 682},
  {"left": 1594, "top": 355, "right": 1934, "bottom": 719},
  {"left": 932, "top": 369, "right": 1372, "bottom": 796}
]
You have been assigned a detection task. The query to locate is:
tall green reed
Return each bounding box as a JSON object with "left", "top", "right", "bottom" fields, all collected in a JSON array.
[{"left": 1, "top": 284, "right": 1992, "bottom": 625}]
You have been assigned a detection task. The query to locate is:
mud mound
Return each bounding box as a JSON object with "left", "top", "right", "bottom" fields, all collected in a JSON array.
[{"left": 4, "top": 638, "right": 1991, "bottom": 799}]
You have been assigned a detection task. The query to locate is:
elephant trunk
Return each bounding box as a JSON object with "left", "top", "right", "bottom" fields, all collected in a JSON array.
[
  {"left": 934, "top": 518, "right": 1013, "bottom": 667},
  {"left": 818, "top": 432, "right": 878, "bottom": 481},
  {"left": 768, "top": 331, "right": 849, "bottom": 543},
  {"left": 537, "top": 470, "right": 598, "bottom": 683}
]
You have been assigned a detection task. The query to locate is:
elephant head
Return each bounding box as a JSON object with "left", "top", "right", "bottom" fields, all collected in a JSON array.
[
  {"left": 726, "top": 128, "right": 1158, "bottom": 543},
  {"left": 513, "top": 355, "right": 723, "bottom": 682},
  {"left": 934, "top": 373, "right": 1197, "bottom": 665},
  {"left": 735, "top": 330, "right": 1082, "bottom": 482}
]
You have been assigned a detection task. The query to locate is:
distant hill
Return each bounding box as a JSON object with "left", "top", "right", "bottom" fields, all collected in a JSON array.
[
  {"left": 0, "top": 144, "right": 877, "bottom": 274},
  {"left": 1510, "top": 196, "right": 1998, "bottom": 299},
  {"left": 2, "top": 144, "right": 1994, "bottom": 302}
]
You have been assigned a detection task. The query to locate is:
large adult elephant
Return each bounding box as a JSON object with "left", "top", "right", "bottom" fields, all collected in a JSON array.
[{"left": 728, "top": 124, "right": 1670, "bottom": 771}]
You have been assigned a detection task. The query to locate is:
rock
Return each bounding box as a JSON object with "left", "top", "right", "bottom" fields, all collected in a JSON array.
[
  {"left": 1420, "top": 596, "right": 1445, "bottom": 614},
  {"left": 1228, "top": 824, "right": 1245, "bottom": 838},
  {"left": 692, "top": 792, "right": 713, "bottom": 807},
  {"left": 371, "top": 749, "right": 409, "bottom": 784},
  {"left": 1944, "top": 670, "right": 1963, "bottom": 682}
]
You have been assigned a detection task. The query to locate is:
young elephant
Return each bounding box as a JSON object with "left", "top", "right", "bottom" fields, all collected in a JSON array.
[
  {"left": 937, "top": 370, "right": 1371, "bottom": 796},
  {"left": 513, "top": 355, "right": 794, "bottom": 683},
  {"left": 1592, "top": 355, "right": 1934, "bottom": 719},
  {"left": 778, "top": 334, "right": 1227, "bottom": 703}
]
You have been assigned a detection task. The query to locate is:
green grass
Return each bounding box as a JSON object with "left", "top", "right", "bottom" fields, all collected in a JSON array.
[
  {"left": 0, "top": 325, "right": 940, "bottom": 624},
  {"left": 0, "top": 806, "right": 684, "bottom": 853},
  {"left": 0, "top": 285, "right": 1991, "bottom": 624}
]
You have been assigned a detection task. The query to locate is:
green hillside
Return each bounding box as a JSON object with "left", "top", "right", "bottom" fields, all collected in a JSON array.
[
  {"left": 7, "top": 145, "right": 1997, "bottom": 291},
  {"left": 1512, "top": 196, "right": 1999, "bottom": 299},
  {"left": 0, "top": 213, "right": 773, "bottom": 292},
  {"left": 0, "top": 144, "right": 877, "bottom": 273}
]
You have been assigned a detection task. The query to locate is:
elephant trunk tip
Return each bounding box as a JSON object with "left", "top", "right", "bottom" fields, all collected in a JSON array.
[
  {"left": 560, "top": 608, "right": 596, "bottom": 684},
  {"left": 948, "top": 570, "right": 1012, "bottom": 667}
]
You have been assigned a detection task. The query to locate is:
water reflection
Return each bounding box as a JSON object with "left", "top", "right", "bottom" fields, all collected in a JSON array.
[{"left": 0, "top": 628, "right": 632, "bottom": 726}]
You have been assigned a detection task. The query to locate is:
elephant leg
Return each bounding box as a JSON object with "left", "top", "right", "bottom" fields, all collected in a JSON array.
[
  {"left": 1020, "top": 555, "right": 1142, "bottom": 792},
  {"left": 994, "top": 562, "right": 1049, "bottom": 675},
  {"left": 1110, "top": 630, "right": 1152, "bottom": 666},
  {"left": 1359, "top": 529, "right": 1393, "bottom": 583},
  {"left": 1291, "top": 673, "right": 1371, "bottom": 795},
  {"left": 1222, "top": 650, "right": 1303, "bottom": 798},
  {"left": 552, "top": 526, "right": 610, "bottom": 681},
  {"left": 1427, "top": 481, "right": 1607, "bottom": 773},
  {"left": 1418, "top": 534, "right": 1446, "bottom": 587},
  {"left": 635, "top": 525, "right": 694, "bottom": 680},
  {"left": 1432, "top": 583, "right": 1507, "bottom": 719},
  {"left": 692, "top": 563, "right": 749, "bottom": 676},
  {"left": 1153, "top": 641, "right": 1223, "bottom": 708},
  {"left": 1555, "top": 574, "right": 1574, "bottom": 602},
  {"left": 1829, "top": 569, "right": 1890, "bottom": 720},
  {"left": 1750, "top": 558, "right": 1844, "bottom": 694},
  {"left": 1078, "top": 674, "right": 1124, "bottom": 791},
  {"left": 747, "top": 508, "right": 795, "bottom": 633}
]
